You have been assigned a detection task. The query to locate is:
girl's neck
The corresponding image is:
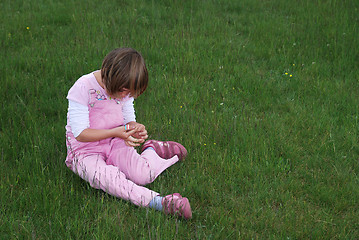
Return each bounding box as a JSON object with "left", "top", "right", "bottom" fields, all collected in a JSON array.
[{"left": 94, "top": 70, "right": 105, "bottom": 89}]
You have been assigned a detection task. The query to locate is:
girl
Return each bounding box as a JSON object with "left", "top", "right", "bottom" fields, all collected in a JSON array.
[{"left": 65, "top": 47, "right": 192, "bottom": 219}]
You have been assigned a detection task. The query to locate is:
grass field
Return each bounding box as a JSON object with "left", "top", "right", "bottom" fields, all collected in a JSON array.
[{"left": 1, "top": 0, "right": 358, "bottom": 238}]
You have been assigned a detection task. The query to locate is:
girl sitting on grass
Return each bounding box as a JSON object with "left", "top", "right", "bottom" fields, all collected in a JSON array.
[{"left": 65, "top": 47, "right": 192, "bottom": 219}]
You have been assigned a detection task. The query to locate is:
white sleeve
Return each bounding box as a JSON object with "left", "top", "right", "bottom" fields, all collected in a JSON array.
[
  {"left": 122, "top": 97, "right": 136, "bottom": 124},
  {"left": 68, "top": 100, "right": 90, "bottom": 137}
]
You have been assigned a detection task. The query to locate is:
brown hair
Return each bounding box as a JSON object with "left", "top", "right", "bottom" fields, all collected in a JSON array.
[{"left": 101, "top": 48, "right": 148, "bottom": 98}]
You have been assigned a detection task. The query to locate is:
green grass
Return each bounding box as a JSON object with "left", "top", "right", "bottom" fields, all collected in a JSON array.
[{"left": 1, "top": 0, "right": 359, "bottom": 238}]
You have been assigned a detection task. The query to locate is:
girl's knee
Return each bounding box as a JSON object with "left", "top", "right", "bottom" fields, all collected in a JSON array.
[{"left": 132, "top": 170, "right": 156, "bottom": 186}]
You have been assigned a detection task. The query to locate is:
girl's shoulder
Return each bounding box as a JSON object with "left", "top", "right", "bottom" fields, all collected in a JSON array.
[
  {"left": 67, "top": 71, "right": 98, "bottom": 105},
  {"left": 74, "top": 72, "right": 97, "bottom": 87}
]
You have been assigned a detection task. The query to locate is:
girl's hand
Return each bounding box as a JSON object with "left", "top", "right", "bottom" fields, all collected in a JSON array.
[
  {"left": 112, "top": 126, "right": 142, "bottom": 147},
  {"left": 127, "top": 122, "right": 148, "bottom": 141}
]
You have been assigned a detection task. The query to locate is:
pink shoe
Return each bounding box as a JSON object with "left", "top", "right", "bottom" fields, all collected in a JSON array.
[
  {"left": 141, "top": 140, "right": 188, "bottom": 160},
  {"left": 162, "top": 193, "right": 192, "bottom": 219}
]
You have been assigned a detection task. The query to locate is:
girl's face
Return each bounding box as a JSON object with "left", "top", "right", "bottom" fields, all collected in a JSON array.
[{"left": 113, "top": 88, "right": 131, "bottom": 99}]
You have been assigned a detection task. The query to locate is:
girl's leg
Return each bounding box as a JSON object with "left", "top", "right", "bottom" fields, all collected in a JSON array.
[
  {"left": 71, "top": 154, "right": 158, "bottom": 207},
  {"left": 107, "top": 146, "right": 179, "bottom": 186}
]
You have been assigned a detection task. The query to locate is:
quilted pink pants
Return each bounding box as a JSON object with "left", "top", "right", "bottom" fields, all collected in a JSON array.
[{"left": 67, "top": 138, "right": 179, "bottom": 206}]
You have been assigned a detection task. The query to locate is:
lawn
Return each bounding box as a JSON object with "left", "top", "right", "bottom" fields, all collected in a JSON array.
[{"left": 1, "top": 0, "right": 358, "bottom": 238}]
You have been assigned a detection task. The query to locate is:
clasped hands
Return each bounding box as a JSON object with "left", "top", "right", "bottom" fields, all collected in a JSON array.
[{"left": 117, "top": 121, "right": 148, "bottom": 147}]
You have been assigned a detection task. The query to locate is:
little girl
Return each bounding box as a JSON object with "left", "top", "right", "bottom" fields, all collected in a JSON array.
[{"left": 65, "top": 47, "right": 192, "bottom": 219}]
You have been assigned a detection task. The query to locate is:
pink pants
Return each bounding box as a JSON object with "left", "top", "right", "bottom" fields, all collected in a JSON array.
[{"left": 67, "top": 138, "right": 179, "bottom": 207}]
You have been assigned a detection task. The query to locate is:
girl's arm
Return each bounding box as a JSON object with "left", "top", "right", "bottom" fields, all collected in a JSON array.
[
  {"left": 68, "top": 99, "right": 142, "bottom": 146},
  {"left": 75, "top": 127, "right": 119, "bottom": 142},
  {"left": 76, "top": 126, "right": 142, "bottom": 146},
  {"left": 122, "top": 97, "right": 136, "bottom": 123}
]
